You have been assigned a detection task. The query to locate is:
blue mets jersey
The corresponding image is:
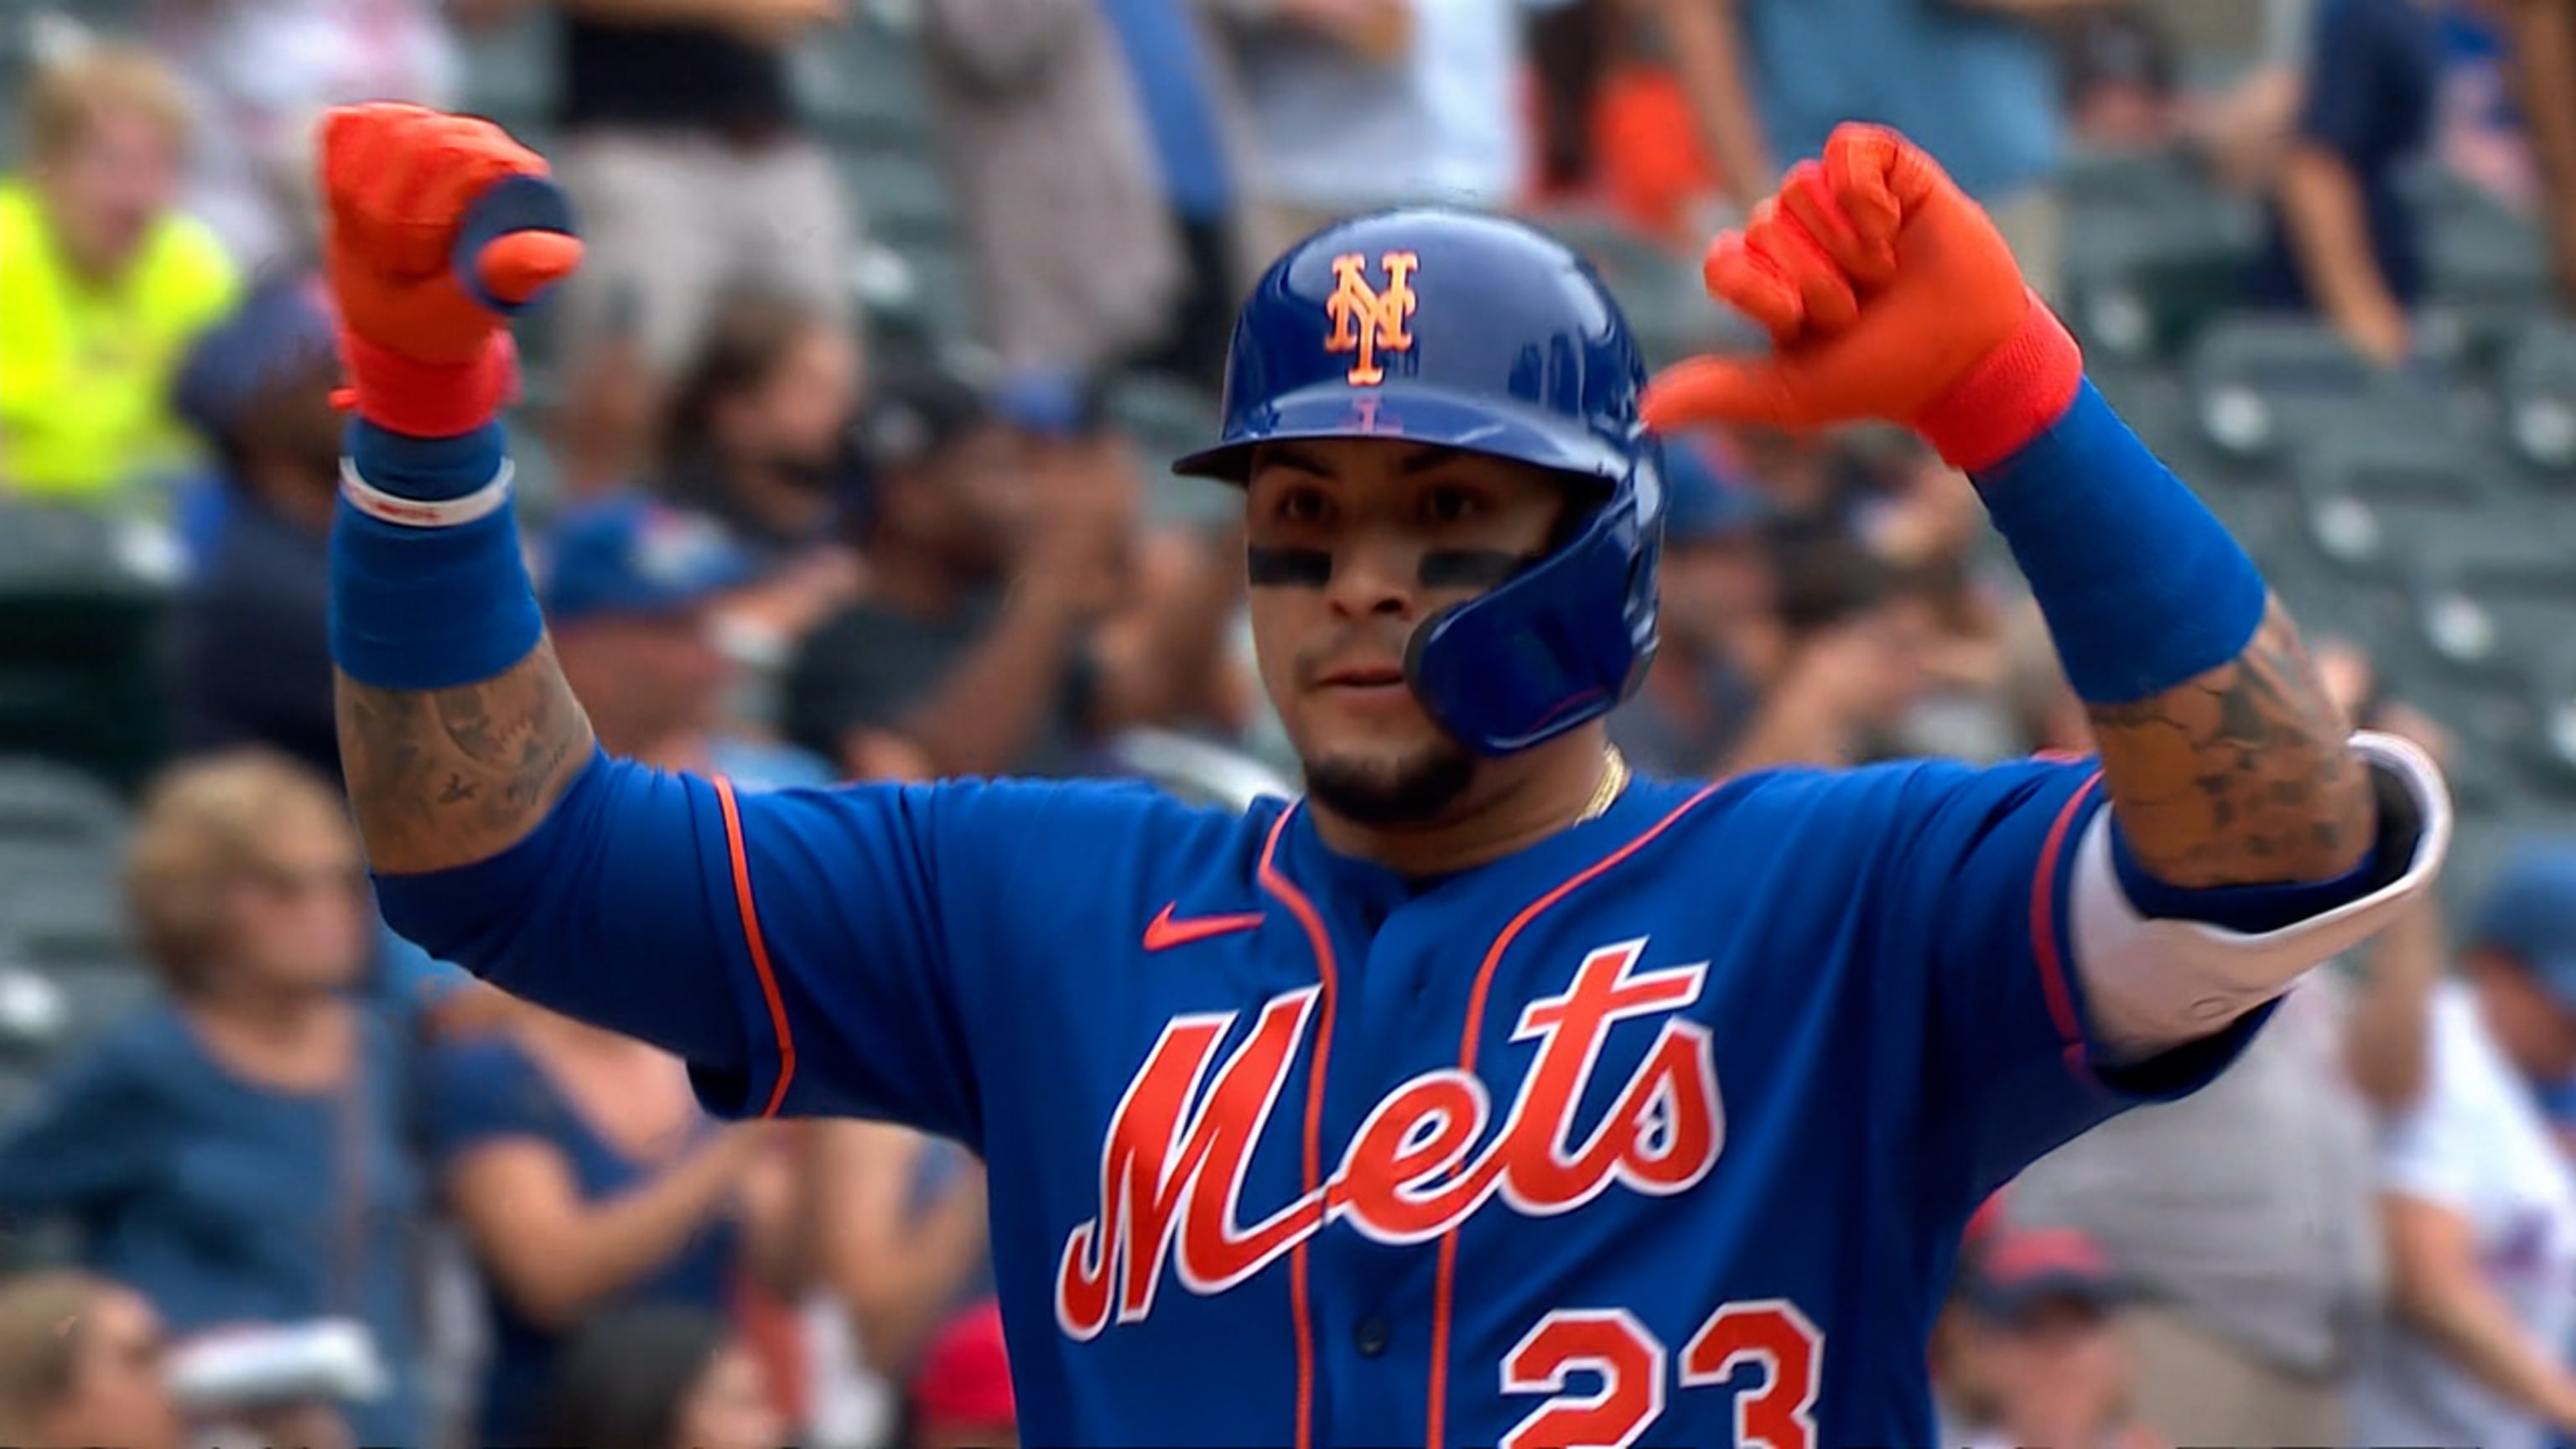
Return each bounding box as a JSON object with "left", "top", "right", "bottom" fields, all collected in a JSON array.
[{"left": 384, "top": 750, "right": 2274, "bottom": 1449}]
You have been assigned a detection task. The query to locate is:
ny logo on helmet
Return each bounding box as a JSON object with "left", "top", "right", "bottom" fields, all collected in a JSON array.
[{"left": 1324, "top": 251, "right": 1419, "bottom": 387}]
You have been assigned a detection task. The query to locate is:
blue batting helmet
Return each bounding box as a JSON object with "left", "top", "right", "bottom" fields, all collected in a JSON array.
[{"left": 1175, "top": 209, "right": 1666, "bottom": 756}]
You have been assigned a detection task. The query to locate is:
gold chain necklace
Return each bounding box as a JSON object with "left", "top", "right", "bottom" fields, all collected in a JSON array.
[{"left": 1577, "top": 746, "right": 1630, "bottom": 823}]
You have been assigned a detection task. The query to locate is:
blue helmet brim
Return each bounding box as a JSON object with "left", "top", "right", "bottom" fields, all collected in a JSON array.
[{"left": 1172, "top": 381, "right": 1637, "bottom": 486}]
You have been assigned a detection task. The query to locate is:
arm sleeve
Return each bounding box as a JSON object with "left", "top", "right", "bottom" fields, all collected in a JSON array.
[
  {"left": 1897, "top": 735, "right": 2445, "bottom": 1202},
  {"left": 0, "top": 1045, "right": 168, "bottom": 1216},
  {"left": 2071, "top": 732, "right": 2449, "bottom": 1052},
  {"left": 371, "top": 750, "right": 995, "bottom": 1143}
]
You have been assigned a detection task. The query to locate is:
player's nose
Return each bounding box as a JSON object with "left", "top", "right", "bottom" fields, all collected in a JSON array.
[{"left": 1321, "top": 536, "right": 1420, "bottom": 621}]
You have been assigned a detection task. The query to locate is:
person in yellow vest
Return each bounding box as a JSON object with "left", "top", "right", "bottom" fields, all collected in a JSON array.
[{"left": 0, "top": 44, "right": 238, "bottom": 504}]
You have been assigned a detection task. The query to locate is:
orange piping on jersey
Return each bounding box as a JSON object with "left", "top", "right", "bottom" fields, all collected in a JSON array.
[
  {"left": 2028, "top": 771, "right": 2106, "bottom": 1085},
  {"left": 1425, "top": 784, "right": 1724, "bottom": 1449},
  {"left": 713, "top": 776, "right": 799, "bottom": 1119},
  {"left": 1257, "top": 804, "right": 1336, "bottom": 1449}
]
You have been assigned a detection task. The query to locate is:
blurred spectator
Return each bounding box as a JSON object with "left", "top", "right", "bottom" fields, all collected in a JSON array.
[
  {"left": 785, "top": 356, "right": 1148, "bottom": 780},
  {"left": 1523, "top": 0, "right": 1737, "bottom": 249},
  {"left": 1962, "top": 1227, "right": 2161, "bottom": 1449},
  {"left": 1613, "top": 432, "right": 1774, "bottom": 777},
  {"left": 906, "top": 1300, "right": 1015, "bottom": 1449},
  {"left": 166, "top": 273, "right": 344, "bottom": 779},
  {"left": 548, "top": 0, "right": 854, "bottom": 486},
  {"left": 533, "top": 1305, "right": 787, "bottom": 1449},
  {"left": 1719, "top": 527, "right": 1929, "bottom": 773},
  {"left": 423, "top": 998, "right": 797, "bottom": 1445},
  {"left": 542, "top": 496, "right": 837, "bottom": 785},
  {"left": 1234, "top": 0, "right": 1543, "bottom": 255},
  {"left": 2247, "top": 0, "right": 2442, "bottom": 365},
  {"left": 652, "top": 294, "right": 866, "bottom": 657},
  {"left": 658, "top": 295, "right": 865, "bottom": 573},
  {"left": 2057, "top": 3, "right": 2184, "bottom": 152},
  {"left": 810, "top": 1121, "right": 990, "bottom": 1382},
  {"left": 0, "top": 751, "right": 430, "bottom": 1447},
  {"left": 2354, "top": 844, "right": 2576, "bottom": 1449},
  {"left": 138, "top": 0, "right": 492, "bottom": 276},
  {"left": 2497, "top": 0, "right": 2576, "bottom": 299},
  {"left": 919, "top": 0, "right": 1188, "bottom": 386},
  {"left": 1999, "top": 594, "right": 2092, "bottom": 756},
  {"left": 1098, "top": 0, "right": 1264, "bottom": 390},
  {"left": 0, "top": 1270, "right": 183, "bottom": 1449},
  {"left": 0, "top": 44, "right": 239, "bottom": 504},
  {"left": 1660, "top": 0, "right": 2092, "bottom": 299},
  {"left": 2434, "top": 0, "right": 2538, "bottom": 208},
  {"left": 1931, "top": 1193, "right": 2012, "bottom": 1447}
]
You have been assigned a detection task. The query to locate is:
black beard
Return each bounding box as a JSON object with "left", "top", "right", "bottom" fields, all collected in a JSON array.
[{"left": 1301, "top": 738, "right": 1478, "bottom": 827}]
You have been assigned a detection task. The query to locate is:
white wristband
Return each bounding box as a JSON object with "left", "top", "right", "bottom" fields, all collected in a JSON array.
[{"left": 338, "top": 456, "right": 516, "bottom": 528}]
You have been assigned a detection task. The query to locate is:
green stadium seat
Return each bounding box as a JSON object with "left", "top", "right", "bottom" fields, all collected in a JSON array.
[
  {"left": 802, "top": 15, "right": 935, "bottom": 153},
  {"left": 454, "top": 8, "right": 559, "bottom": 136},
  {"left": 2290, "top": 423, "right": 2505, "bottom": 583},
  {"left": 2500, "top": 319, "right": 2576, "bottom": 474},
  {"left": 2187, "top": 318, "right": 2490, "bottom": 478},
  {"left": 1108, "top": 374, "right": 1232, "bottom": 528},
  {"left": 2059, "top": 152, "right": 2258, "bottom": 362},
  {"left": 843, "top": 148, "right": 957, "bottom": 252},
  {"left": 0, "top": 510, "right": 175, "bottom": 792},
  {"left": 859, "top": 242, "right": 979, "bottom": 352}
]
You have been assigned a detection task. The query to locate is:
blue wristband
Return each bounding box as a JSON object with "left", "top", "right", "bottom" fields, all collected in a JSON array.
[
  {"left": 1973, "top": 380, "right": 2268, "bottom": 705},
  {"left": 329, "top": 421, "right": 546, "bottom": 690}
]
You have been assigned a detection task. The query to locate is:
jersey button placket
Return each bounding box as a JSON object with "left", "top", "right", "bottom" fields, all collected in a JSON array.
[{"left": 1353, "top": 1314, "right": 1392, "bottom": 1358}]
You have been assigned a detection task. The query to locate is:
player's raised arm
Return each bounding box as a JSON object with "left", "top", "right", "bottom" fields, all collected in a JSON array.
[
  {"left": 1646, "top": 125, "right": 2446, "bottom": 1060},
  {"left": 311, "top": 107, "right": 997, "bottom": 1138},
  {"left": 318, "top": 106, "right": 595, "bottom": 872}
]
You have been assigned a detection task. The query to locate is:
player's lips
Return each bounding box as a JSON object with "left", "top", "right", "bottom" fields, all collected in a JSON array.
[{"left": 1316, "top": 663, "right": 1408, "bottom": 692}]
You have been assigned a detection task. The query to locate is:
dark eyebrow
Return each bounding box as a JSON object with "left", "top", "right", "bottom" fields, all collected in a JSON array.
[{"left": 1399, "top": 445, "right": 1467, "bottom": 475}]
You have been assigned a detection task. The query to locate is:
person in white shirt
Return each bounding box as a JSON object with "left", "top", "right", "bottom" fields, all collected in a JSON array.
[{"left": 2353, "top": 844, "right": 2576, "bottom": 1449}]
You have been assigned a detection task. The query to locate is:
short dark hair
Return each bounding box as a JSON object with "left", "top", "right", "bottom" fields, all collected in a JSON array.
[
  {"left": 533, "top": 1306, "right": 733, "bottom": 1449},
  {"left": 663, "top": 291, "right": 835, "bottom": 464}
]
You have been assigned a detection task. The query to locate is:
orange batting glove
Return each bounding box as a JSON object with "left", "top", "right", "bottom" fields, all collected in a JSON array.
[
  {"left": 319, "top": 103, "right": 584, "bottom": 439},
  {"left": 1642, "top": 124, "right": 2083, "bottom": 472}
]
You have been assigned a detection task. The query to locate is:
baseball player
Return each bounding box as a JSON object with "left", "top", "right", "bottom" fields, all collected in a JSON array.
[{"left": 319, "top": 105, "right": 2448, "bottom": 1447}]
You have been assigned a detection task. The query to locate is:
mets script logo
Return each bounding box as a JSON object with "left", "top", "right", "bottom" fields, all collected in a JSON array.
[
  {"left": 1324, "top": 250, "right": 1419, "bottom": 387},
  {"left": 1054, "top": 939, "right": 1722, "bottom": 1338}
]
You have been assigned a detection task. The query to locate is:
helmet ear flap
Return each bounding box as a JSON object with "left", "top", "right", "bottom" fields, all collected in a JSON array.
[{"left": 1401, "top": 602, "right": 1458, "bottom": 707}]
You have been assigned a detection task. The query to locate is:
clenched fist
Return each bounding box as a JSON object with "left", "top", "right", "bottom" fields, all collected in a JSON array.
[
  {"left": 319, "top": 103, "right": 583, "bottom": 436},
  {"left": 1644, "top": 124, "right": 2082, "bottom": 470}
]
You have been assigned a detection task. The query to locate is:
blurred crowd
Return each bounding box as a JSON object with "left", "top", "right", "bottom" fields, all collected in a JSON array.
[{"left": 6, "top": 0, "right": 2576, "bottom": 1445}]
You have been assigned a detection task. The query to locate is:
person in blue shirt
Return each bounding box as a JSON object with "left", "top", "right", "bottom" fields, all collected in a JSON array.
[
  {"left": 423, "top": 995, "right": 798, "bottom": 1446},
  {"left": 0, "top": 750, "right": 429, "bottom": 1448},
  {"left": 2247, "top": 0, "right": 2443, "bottom": 362}
]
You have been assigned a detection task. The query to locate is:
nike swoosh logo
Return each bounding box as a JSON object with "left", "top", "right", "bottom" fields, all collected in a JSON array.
[{"left": 1143, "top": 902, "right": 1265, "bottom": 952}]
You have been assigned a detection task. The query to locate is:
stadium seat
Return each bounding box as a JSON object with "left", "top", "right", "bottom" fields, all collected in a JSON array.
[
  {"left": 2289, "top": 423, "right": 2505, "bottom": 582},
  {"left": 0, "top": 505, "right": 177, "bottom": 791},
  {"left": 802, "top": 13, "right": 935, "bottom": 153},
  {"left": 2188, "top": 317, "right": 2490, "bottom": 475},
  {"left": 454, "top": 8, "right": 559, "bottom": 138},
  {"left": 842, "top": 148, "right": 960, "bottom": 273},
  {"left": 1108, "top": 374, "right": 1232, "bottom": 528},
  {"left": 1530, "top": 212, "right": 1732, "bottom": 370},
  {"left": 2500, "top": 319, "right": 2576, "bottom": 475},
  {"left": 2059, "top": 151, "right": 2258, "bottom": 363}
]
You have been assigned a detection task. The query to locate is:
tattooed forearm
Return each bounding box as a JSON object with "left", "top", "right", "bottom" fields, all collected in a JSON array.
[
  {"left": 2085, "top": 593, "right": 2376, "bottom": 889},
  {"left": 335, "top": 639, "right": 596, "bottom": 874}
]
